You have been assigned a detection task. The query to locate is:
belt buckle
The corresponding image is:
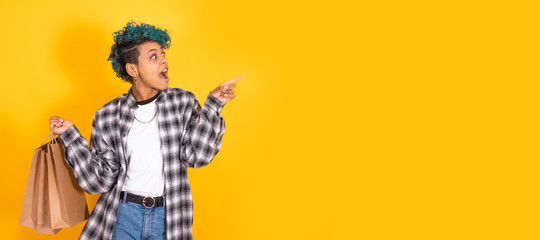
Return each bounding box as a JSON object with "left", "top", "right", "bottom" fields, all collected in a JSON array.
[{"left": 143, "top": 196, "right": 156, "bottom": 208}]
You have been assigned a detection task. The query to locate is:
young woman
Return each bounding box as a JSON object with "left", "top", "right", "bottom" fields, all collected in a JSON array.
[{"left": 49, "top": 21, "right": 243, "bottom": 240}]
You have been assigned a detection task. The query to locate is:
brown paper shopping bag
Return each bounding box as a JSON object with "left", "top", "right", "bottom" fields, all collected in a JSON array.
[
  {"left": 20, "top": 133, "right": 88, "bottom": 235},
  {"left": 47, "top": 137, "right": 89, "bottom": 229},
  {"left": 35, "top": 146, "right": 61, "bottom": 235},
  {"left": 19, "top": 146, "right": 45, "bottom": 228}
]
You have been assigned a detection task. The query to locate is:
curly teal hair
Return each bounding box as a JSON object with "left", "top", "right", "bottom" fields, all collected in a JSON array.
[{"left": 108, "top": 21, "right": 171, "bottom": 82}]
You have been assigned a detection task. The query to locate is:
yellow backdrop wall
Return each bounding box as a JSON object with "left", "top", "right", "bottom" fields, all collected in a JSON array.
[
  {"left": 1, "top": 0, "right": 539, "bottom": 240},
  {"left": 1, "top": 0, "right": 334, "bottom": 239}
]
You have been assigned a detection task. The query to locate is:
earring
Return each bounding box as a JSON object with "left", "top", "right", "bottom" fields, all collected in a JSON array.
[{"left": 133, "top": 77, "right": 138, "bottom": 90}]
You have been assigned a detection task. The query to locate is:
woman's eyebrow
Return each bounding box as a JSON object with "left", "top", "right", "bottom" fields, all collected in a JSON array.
[{"left": 147, "top": 48, "right": 158, "bottom": 54}]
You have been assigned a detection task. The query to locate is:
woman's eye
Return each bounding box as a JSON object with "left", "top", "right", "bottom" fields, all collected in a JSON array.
[
  {"left": 161, "top": 52, "right": 165, "bottom": 56},
  {"left": 150, "top": 55, "right": 157, "bottom": 59}
]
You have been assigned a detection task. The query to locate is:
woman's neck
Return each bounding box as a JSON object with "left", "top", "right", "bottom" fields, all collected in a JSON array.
[{"left": 132, "top": 88, "right": 160, "bottom": 102}]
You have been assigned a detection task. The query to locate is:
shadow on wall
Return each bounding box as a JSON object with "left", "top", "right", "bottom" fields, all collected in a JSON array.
[{"left": 16, "top": 21, "right": 129, "bottom": 239}]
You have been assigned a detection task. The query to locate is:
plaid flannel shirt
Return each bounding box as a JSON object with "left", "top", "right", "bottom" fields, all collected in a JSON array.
[{"left": 59, "top": 87, "right": 226, "bottom": 240}]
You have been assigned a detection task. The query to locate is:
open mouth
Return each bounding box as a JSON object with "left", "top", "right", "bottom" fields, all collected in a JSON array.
[{"left": 160, "top": 68, "right": 169, "bottom": 80}]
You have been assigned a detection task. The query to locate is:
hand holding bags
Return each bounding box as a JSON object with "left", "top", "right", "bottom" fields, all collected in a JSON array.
[{"left": 20, "top": 133, "right": 89, "bottom": 234}]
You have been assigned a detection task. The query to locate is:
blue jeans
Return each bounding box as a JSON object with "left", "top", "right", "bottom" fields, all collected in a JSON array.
[{"left": 112, "top": 200, "right": 166, "bottom": 240}]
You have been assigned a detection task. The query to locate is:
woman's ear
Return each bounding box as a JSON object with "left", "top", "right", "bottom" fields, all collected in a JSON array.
[{"left": 126, "top": 63, "right": 138, "bottom": 77}]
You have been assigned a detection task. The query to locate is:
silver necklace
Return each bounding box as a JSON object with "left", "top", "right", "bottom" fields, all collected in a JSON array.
[{"left": 133, "top": 107, "right": 158, "bottom": 123}]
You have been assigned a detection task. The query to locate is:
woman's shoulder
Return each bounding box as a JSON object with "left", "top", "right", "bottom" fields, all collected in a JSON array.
[
  {"left": 163, "top": 87, "right": 198, "bottom": 101},
  {"left": 164, "top": 87, "right": 194, "bottom": 97},
  {"left": 93, "top": 92, "right": 130, "bottom": 117}
]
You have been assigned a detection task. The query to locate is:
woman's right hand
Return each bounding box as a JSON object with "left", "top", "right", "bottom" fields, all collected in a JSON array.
[{"left": 49, "top": 116, "right": 74, "bottom": 135}]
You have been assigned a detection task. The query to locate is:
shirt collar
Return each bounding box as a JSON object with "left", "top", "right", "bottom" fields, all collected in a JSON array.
[
  {"left": 126, "top": 88, "right": 168, "bottom": 108},
  {"left": 126, "top": 88, "right": 138, "bottom": 109}
]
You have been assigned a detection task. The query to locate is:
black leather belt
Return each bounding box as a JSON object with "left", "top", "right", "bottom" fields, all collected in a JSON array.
[{"left": 120, "top": 191, "right": 164, "bottom": 208}]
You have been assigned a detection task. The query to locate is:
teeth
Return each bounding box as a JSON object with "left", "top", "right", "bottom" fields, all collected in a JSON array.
[{"left": 163, "top": 69, "right": 168, "bottom": 72}]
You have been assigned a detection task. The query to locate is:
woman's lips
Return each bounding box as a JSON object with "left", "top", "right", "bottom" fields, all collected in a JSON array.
[{"left": 160, "top": 68, "right": 169, "bottom": 80}]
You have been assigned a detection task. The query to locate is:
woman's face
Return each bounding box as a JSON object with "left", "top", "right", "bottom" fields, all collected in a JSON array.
[{"left": 133, "top": 41, "right": 169, "bottom": 90}]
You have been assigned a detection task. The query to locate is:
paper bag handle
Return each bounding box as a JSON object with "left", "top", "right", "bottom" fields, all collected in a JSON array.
[{"left": 40, "top": 130, "right": 57, "bottom": 146}]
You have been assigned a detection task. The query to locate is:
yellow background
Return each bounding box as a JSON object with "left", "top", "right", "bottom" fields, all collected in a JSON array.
[{"left": 0, "top": 0, "right": 538, "bottom": 239}]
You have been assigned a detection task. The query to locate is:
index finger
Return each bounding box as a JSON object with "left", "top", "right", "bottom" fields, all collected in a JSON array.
[{"left": 222, "top": 74, "right": 246, "bottom": 85}]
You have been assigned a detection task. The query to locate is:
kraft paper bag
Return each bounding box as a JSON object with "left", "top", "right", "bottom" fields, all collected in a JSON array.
[
  {"left": 20, "top": 133, "right": 88, "bottom": 235},
  {"left": 47, "top": 137, "right": 89, "bottom": 229},
  {"left": 19, "top": 146, "right": 45, "bottom": 228},
  {"left": 35, "top": 144, "right": 60, "bottom": 235}
]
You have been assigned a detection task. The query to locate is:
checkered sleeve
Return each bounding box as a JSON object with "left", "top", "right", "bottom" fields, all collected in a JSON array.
[
  {"left": 59, "top": 113, "right": 120, "bottom": 194},
  {"left": 181, "top": 92, "right": 226, "bottom": 168}
]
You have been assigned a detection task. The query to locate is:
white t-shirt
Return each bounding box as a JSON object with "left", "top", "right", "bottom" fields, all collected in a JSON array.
[{"left": 121, "top": 97, "right": 164, "bottom": 197}]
